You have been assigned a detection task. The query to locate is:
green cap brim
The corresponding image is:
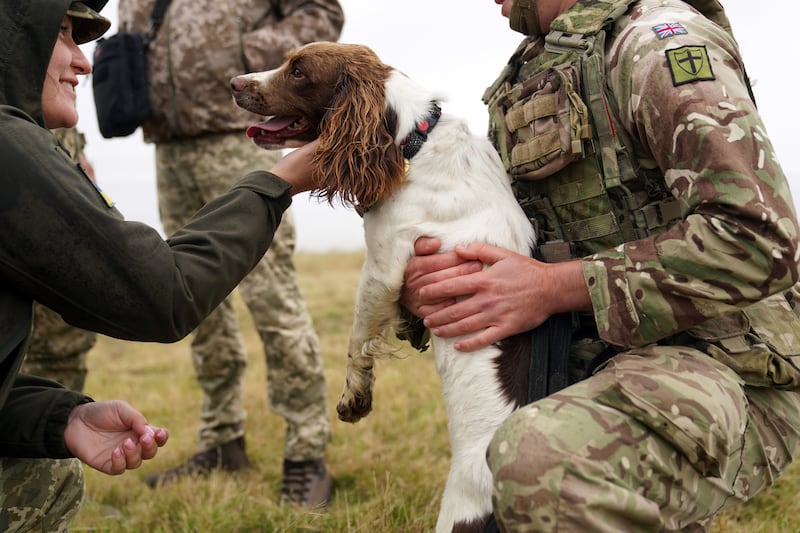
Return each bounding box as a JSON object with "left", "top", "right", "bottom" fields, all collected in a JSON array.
[{"left": 67, "top": 1, "right": 111, "bottom": 44}]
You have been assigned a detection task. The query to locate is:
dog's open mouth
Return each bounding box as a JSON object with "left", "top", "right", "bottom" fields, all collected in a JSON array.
[{"left": 246, "top": 115, "right": 312, "bottom": 148}]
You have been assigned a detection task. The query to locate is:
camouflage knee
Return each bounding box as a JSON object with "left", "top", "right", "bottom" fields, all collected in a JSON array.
[
  {"left": 487, "top": 347, "right": 753, "bottom": 532},
  {"left": 0, "top": 457, "right": 85, "bottom": 533}
]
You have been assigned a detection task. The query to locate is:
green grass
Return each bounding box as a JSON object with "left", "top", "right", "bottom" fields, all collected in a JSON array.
[{"left": 71, "top": 251, "right": 800, "bottom": 532}]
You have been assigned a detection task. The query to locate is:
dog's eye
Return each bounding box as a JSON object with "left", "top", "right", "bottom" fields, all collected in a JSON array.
[{"left": 290, "top": 67, "right": 305, "bottom": 79}]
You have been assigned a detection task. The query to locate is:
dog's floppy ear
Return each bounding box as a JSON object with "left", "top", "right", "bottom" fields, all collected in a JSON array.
[{"left": 313, "top": 50, "right": 405, "bottom": 209}]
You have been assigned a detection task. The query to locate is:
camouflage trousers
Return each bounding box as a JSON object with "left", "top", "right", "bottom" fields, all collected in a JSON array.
[
  {"left": 22, "top": 303, "right": 97, "bottom": 392},
  {"left": 155, "top": 131, "right": 330, "bottom": 460},
  {"left": 488, "top": 345, "right": 800, "bottom": 532},
  {"left": 0, "top": 458, "right": 84, "bottom": 533}
]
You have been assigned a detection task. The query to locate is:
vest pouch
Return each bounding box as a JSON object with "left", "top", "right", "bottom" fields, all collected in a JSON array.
[
  {"left": 502, "top": 59, "right": 592, "bottom": 180},
  {"left": 685, "top": 292, "right": 800, "bottom": 390}
]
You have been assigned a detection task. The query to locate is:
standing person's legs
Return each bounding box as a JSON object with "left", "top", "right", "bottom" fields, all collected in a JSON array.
[
  {"left": 144, "top": 134, "right": 251, "bottom": 486},
  {"left": 216, "top": 133, "right": 331, "bottom": 505},
  {"left": 238, "top": 208, "right": 332, "bottom": 506},
  {"left": 24, "top": 303, "right": 96, "bottom": 392},
  {"left": 144, "top": 133, "right": 331, "bottom": 505},
  {"left": 487, "top": 346, "right": 800, "bottom": 532},
  {"left": 0, "top": 458, "right": 85, "bottom": 533}
]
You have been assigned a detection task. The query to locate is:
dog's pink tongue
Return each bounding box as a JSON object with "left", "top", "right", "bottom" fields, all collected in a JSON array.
[{"left": 246, "top": 116, "right": 296, "bottom": 138}]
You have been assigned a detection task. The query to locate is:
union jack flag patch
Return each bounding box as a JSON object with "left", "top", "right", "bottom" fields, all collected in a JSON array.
[{"left": 653, "top": 22, "right": 688, "bottom": 39}]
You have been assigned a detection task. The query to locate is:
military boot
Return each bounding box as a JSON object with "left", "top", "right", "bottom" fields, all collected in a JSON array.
[
  {"left": 280, "top": 458, "right": 332, "bottom": 508},
  {"left": 143, "top": 436, "right": 251, "bottom": 488}
]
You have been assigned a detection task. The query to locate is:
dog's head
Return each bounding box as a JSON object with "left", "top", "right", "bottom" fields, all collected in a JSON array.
[{"left": 231, "top": 42, "right": 406, "bottom": 209}]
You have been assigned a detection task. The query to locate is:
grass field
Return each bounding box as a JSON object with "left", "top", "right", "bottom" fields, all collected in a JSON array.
[{"left": 71, "top": 251, "right": 800, "bottom": 532}]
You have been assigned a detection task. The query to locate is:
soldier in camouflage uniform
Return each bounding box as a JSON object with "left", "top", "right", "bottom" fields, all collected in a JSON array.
[
  {"left": 402, "top": 0, "right": 800, "bottom": 530},
  {"left": 117, "top": 0, "right": 345, "bottom": 506},
  {"left": 23, "top": 127, "right": 98, "bottom": 393}
]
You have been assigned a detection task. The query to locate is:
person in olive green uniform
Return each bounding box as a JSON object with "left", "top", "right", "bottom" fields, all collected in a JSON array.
[
  {"left": 402, "top": 0, "right": 800, "bottom": 531},
  {"left": 0, "top": 1, "right": 319, "bottom": 530},
  {"left": 24, "top": 127, "right": 98, "bottom": 393}
]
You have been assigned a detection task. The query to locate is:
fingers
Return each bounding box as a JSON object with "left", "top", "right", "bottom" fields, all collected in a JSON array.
[
  {"left": 405, "top": 252, "right": 482, "bottom": 297},
  {"left": 108, "top": 430, "right": 162, "bottom": 475},
  {"left": 109, "top": 446, "right": 126, "bottom": 475},
  {"left": 403, "top": 238, "right": 481, "bottom": 317},
  {"left": 153, "top": 426, "right": 170, "bottom": 447},
  {"left": 138, "top": 428, "right": 158, "bottom": 461},
  {"left": 424, "top": 292, "right": 489, "bottom": 335},
  {"left": 406, "top": 251, "right": 465, "bottom": 284},
  {"left": 454, "top": 242, "right": 513, "bottom": 264},
  {"left": 408, "top": 242, "right": 516, "bottom": 305},
  {"left": 123, "top": 437, "right": 143, "bottom": 469},
  {"left": 107, "top": 438, "right": 139, "bottom": 475},
  {"left": 454, "top": 327, "right": 508, "bottom": 352},
  {"left": 130, "top": 424, "right": 168, "bottom": 464},
  {"left": 426, "top": 303, "right": 518, "bottom": 352},
  {"left": 413, "top": 236, "right": 441, "bottom": 255},
  {"left": 418, "top": 267, "right": 484, "bottom": 304},
  {"left": 109, "top": 404, "right": 169, "bottom": 473},
  {"left": 117, "top": 402, "right": 169, "bottom": 445}
]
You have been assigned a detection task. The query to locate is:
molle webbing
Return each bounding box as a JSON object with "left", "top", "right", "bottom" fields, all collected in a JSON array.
[{"left": 483, "top": 0, "right": 690, "bottom": 260}]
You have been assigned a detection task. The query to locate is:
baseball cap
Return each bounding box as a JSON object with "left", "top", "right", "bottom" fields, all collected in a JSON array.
[{"left": 66, "top": 1, "right": 111, "bottom": 44}]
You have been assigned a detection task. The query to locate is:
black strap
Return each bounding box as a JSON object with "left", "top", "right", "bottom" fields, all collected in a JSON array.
[
  {"left": 526, "top": 246, "right": 572, "bottom": 403},
  {"left": 484, "top": 320, "right": 570, "bottom": 533},
  {"left": 527, "top": 311, "right": 572, "bottom": 402},
  {"left": 484, "top": 514, "right": 500, "bottom": 533},
  {"left": 145, "top": 0, "right": 173, "bottom": 42},
  {"left": 485, "top": 252, "right": 573, "bottom": 533}
]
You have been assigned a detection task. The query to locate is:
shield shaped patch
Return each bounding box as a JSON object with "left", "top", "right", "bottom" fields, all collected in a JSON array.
[{"left": 666, "top": 45, "right": 715, "bottom": 86}]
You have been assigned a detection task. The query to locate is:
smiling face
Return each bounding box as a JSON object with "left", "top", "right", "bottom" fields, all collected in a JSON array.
[{"left": 41, "top": 16, "right": 92, "bottom": 129}]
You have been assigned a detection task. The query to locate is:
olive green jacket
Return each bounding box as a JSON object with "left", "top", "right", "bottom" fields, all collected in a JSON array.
[{"left": 0, "top": 0, "right": 291, "bottom": 458}]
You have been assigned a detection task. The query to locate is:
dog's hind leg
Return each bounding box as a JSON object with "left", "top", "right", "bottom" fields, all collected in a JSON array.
[{"left": 434, "top": 345, "right": 518, "bottom": 533}]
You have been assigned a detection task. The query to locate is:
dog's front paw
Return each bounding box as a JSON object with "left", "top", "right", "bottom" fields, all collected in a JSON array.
[{"left": 336, "top": 382, "right": 373, "bottom": 423}]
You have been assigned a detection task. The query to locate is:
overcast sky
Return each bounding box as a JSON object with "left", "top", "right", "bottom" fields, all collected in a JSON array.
[{"left": 75, "top": 0, "right": 800, "bottom": 252}]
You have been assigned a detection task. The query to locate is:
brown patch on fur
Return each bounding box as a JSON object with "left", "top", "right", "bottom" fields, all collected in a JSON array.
[
  {"left": 452, "top": 514, "right": 493, "bottom": 533},
  {"left": 294, "top": 44, "right": 406, "bottom": 209},
  {"left": 494, "top": 332, "right": 531, "bottom": 407}
]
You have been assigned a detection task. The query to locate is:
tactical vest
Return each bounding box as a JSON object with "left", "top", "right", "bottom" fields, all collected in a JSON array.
[
  {"left": 483, "top": 1, "right": 800, "bottom": 391},
  {"left": 483, "top": 0, "right": 738, "bottom": 263}
]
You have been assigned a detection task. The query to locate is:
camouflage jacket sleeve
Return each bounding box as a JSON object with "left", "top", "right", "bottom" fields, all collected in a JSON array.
[
  {"left": 241, "top": 0, "right": 344, "bottom": 72},
  {"left": 582, "top": 2, "right": 800, "bottom": 348}
]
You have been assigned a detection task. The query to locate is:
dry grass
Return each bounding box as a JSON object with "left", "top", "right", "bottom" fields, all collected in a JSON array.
[{"left": 71, "top": 251, "right": 800, "bottom": 532}]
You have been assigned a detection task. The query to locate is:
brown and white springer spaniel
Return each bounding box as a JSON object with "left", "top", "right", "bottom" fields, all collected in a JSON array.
[{"left": 231, "top": 42, "right": 537, "bottom": 533}]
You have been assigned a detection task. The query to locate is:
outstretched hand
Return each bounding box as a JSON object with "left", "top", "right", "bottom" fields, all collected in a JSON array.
[
  {"left": 64, "top": 400, "right": 169, "bottom": 475},
  {"left": 270, "top": 140, "right": 320, "bottom": 195}
]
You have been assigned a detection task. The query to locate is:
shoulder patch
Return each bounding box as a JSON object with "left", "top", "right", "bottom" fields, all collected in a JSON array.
[
  {"left": 665, "top": 45, "right": 715, "bottom": 86},
  {"left": 653, "top": 22, "right": 688, "bottom": 39},
  {"left": 86, "top": 177, "right": 115, "bottom": 208}
]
